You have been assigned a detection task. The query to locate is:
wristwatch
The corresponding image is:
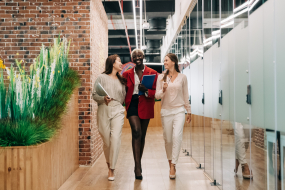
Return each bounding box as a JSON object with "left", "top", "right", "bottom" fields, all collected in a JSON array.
[{"left": 145, "top": 90, "right": 149, "bottom": 97}]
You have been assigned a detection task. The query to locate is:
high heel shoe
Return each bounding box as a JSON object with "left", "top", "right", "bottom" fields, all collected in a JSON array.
[
  {"left": 134, "top": 168, "right": 143, "bottom": 180},
  {"left": 108, "top": 169, "right": 115, "bottom": 181},
  {"left": 241, "top": 164, "right": 253, "bottom": 179},
  {"left": 135, "top": 175, "right": 143, "bottom": 180},
  {"left": 169, "top": 163, "right": 176, "bottom": 179}
]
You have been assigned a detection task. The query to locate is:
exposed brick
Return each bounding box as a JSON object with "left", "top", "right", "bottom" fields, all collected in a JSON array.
[{"left": 0, "top": 0, "right": 107, "bottom": 166}]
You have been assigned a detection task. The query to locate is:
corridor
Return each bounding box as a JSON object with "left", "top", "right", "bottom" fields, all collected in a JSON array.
[{"left": 59, "top": 127, "right": 218, "bottom": 190}]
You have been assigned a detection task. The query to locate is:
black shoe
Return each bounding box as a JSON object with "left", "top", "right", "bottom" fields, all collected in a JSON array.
[
  {"left": 135, "top": 175, "right": 143, "bottom": 180},
  {"left": 134, "top": 168, "right": 143, "bottom": 180}
]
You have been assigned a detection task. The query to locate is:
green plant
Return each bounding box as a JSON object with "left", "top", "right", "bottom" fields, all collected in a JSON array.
[{"left": 0, "top": 36, "right": 80, "bottom": 146}]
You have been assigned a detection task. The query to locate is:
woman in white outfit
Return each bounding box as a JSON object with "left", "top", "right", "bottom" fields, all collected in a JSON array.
[
  {"left": 92, "top": 54, "right": 126, "bottom": 181},
  {"left": 155, "top": 53, "right": 191, "bottom": 179}
]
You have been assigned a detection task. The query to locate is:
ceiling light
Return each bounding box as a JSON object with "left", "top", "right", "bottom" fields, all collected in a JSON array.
[
  {"left": 190, "top": 48, "right": 203, "bottom": 58},
  {"left": 234, "top": 1, "right": 248, "bottom": 13},
  {"left": 132, "top": 0, "right": 138, "bottom": 49},
  {"left": 203, "top": 37, "right": 213, "bottom": 44},
  {"left": 203, "top": 41, "right": 212, "bottom": 47},
  {"left": 143, "top": 21, "right": 149, "bottom": 29},
  {"left": 212, "top": 30, "right": 221, "bottom": 35},
  {"left": 221, "top": 8, "right": 248, "bottom": 24},
  {"left": 221, "top": 21, "right": 234, "bottom": 28},
  {"left": 249, "top": 0, "right": 260, "bottom": 11}
]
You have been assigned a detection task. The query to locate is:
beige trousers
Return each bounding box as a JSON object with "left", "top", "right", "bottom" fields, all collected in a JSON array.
[
  {"left": 97, "top": 103, "right": 125, "bottom": 169},
  {"left": 161, "top": 108, "right": 185, "bottom": 164}
]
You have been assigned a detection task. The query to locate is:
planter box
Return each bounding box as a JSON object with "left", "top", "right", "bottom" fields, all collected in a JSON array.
[{"left": 0, "top": 89, "right": 79, "bottom": 190}]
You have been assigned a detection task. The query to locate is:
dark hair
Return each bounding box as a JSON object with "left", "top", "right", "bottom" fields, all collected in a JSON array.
[
  {"left": 162, "top": 53, "right": 180, "bottom": 82},
  {"left": 103, "top": 54, "right": 127, "bottom": 85}
]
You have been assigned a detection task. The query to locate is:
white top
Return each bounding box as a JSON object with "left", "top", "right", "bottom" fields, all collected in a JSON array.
[
  {"left": 92, "top": 74, "right": 126, "bottom": 106},
  {"left": 133, "top": 65, "right": 145, "bottom": 95},
  {"left": 155, "top": 73, "right": 191, "bottom": 113}
]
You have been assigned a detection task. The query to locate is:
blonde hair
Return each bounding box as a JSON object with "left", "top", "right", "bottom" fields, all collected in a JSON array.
[{"left": 131, "top": 49, "right": 144, "bottom": 58}]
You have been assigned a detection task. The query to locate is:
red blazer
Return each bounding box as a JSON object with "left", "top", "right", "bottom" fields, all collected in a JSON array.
[{"left": 123, "top": 66, "right": 158, "bottom": 119}]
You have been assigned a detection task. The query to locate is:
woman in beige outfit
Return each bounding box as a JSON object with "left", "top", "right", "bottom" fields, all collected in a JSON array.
[
  {"left": 155, "top": 53, "right": 191, "bottom": 179},
  {"left": 92, "top": 54, "right": 126, "bottom": 181}
]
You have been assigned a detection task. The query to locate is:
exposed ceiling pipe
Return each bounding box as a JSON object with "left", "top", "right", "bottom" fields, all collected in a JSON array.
[
  {"left": 144, "top": 0, "right": 146, "bottom": 22},
  {"left": 118, "top": 0, "right": 132, "bottom": 56},
  {"left": 132, "top": 0, "right": 138, "bottom": 49},
  {"left": 110, "top": 15, "right": 116, "bottom": 30},
  {"left": 143, "top": 0, "right": 146, "bottom": 47},
  {"left": 140, "top": 0, "right": 142, "bottom": 49}
]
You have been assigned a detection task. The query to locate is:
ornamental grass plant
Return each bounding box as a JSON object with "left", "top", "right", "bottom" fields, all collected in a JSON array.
[{"left": 0, "top": 36, "right": 80, "bottom": 147}]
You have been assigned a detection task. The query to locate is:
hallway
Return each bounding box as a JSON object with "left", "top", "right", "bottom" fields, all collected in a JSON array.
[{"left": 59, "top": 127, "right": 218, "bottom": 190}]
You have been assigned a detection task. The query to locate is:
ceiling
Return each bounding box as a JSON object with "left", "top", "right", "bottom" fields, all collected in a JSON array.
[{"left": 102, "top": 0, "right": 175, "bottom": 69}]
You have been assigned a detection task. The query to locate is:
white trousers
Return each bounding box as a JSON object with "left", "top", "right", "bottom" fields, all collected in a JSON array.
[
  {"left": 234, "top": 122, "right": 247, "bottom": 165},
  {"left": 161, "top": 109, "right": 185, "bottom": 164},
  {"left": 97, "top": 103, "right": 125, "bottom": 169}
]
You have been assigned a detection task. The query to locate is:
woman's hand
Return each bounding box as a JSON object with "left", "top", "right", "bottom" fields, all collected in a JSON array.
[
  {"left": 186, "top": 113, "right": 191, "bottom": 123},
  {"left": 104, "top": 96, "right": 112, "bottom": 106},
  {"left": 138, "top": 83, "right": 148, "bottom": 92},
  {"left": 163, "top": 82, "right": 168, "bottom": 93}
]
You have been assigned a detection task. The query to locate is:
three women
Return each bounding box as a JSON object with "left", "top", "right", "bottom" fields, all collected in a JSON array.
[{"left": 93, "top": 51, "right": 191, "bottom": 180}]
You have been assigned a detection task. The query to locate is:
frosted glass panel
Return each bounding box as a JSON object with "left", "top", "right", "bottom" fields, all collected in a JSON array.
[
  {"left": 190, "top": 61, "right": 199, "bottom": 115},
  {"left": 263, "top": 0, "right": 275, "bottom": 130},
  {"left": 212, "top": 43, "right": 221, "bottom": 120},
  {"left": 220, "top": 33, "right": 232, "bottom": 121},
  {"left": 203, "top": 45, "right": 213, "bottom": 178},
  {"left": 167, "top": 0, "right": 284, "bottom": 189},
  {"left": 249, "top": 7, "right": 264, "bottom": 129},
  {"left": 276, "top": 0, "right": 285, "bottom": 133},
  {"left": 234, "top": 22, "right": 249, "bottom": 125},
  {"left": 203, "top": 49, "right": 213, "bottom": 118},
  {"left": 198, "top": 58, "right": 204, "bottom": 116}
]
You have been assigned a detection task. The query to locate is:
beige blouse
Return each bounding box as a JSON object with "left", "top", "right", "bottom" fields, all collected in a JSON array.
[{"left": 155, "top": 73, "right": 191, "bottom": 114}]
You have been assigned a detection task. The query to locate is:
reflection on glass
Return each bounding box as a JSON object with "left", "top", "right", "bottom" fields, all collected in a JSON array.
[{"left": 166, "top": 0, "right": 284, "bottom": 189}]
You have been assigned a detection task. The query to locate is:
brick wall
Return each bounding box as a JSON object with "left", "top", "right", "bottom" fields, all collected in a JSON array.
[
  {"left": 0, "top": 0, "right": 107, "bottom": 165},
  {"left": 253, "top": 128, "right": 265, "bottom": 149},
  {"left": 89, "top": 0, "right": 107, "bottom": 165}
]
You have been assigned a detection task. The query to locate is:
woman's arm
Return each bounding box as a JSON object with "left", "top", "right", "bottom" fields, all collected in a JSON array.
[
  {"left": 155, "top": 74, "right": 165, "bottom": 100},
  {"left": 182, "top": 75, "right": 191, "bottom": 114},
  {"left": 92, "top": 76, "right": 105, "bottom": 104}
]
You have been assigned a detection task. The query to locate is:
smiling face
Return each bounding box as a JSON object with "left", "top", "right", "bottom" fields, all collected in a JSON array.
[
  {"left": 164, "top": 55, "right": 175, "bottom": 70},
  {"left": 132, "top": 51, "right": 144, "bottom": 66},
  {"left": 113, "top": 57, "right": 123, "bottom": 72}
]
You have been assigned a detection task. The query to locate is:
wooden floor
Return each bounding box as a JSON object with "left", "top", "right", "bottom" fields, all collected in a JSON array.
[{"left": 59, "top": 127, "right": 218, "bottom": 190}]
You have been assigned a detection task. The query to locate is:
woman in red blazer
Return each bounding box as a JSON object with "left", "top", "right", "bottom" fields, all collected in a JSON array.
[{"left": 122, "top": 49, "right": 158, "bottom": 180}]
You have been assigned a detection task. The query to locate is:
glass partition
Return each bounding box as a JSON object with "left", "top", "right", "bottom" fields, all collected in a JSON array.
[
  {"left": 188, "top": 0, "right": 205, "bottom": 169},
  {"left": 276, "top": 1, "right": 285, "bottom": 190},
  {"left": 167, "top": 0, "right": 284, "bottom": 189}
]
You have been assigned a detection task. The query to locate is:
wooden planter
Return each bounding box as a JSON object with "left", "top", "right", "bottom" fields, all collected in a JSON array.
[{"left": 0, "top": 89, "right": 79, "bottom": 190}]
